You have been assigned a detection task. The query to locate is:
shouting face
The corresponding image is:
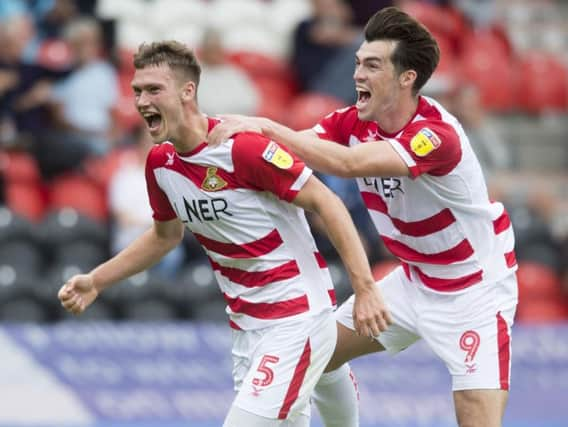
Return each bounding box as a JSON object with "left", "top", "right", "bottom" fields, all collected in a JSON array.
[
  {"left": 354, "top": 40, "right": 405, "bottom": 121},
  {"left": 131, "top": 63, "right": 193, "bottom": 143}
]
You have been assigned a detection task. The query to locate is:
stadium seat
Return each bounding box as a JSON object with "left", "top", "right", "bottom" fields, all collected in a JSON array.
[
  {"left": 516, "top": 261, "right": 563, "bottom": 300},
  {"left": 514, "top": 51, "right": 568, "bottom": 113},
  {"left": 228, "top": 50, "right": 293, "bottom": 81},
  {"left": 0, "top": 240, "right": 44, "bottom": 276},
  {"left": 5, "top": 181, "right": 47, "bottom": 222},
  {"left": 53, "top": 240, "right": 108, "bottom": 272},
  {"left": 48, "top": 173, "right": 108, "bottom": 221},
  {"left": 84, "top": 147, "right": 137, "bottom": 190},
  {"left": 0, "top": 207, "right": 37, "bottom": 243},
  {"left": 516, "top": 299, "right": 568, "bottom": 323},
  {"left": 457, "top": 36, "right": 516, "bottom": 111},
  {"left": 2, "top": 151, "right": 41, "bottom": 184},
  {"left": 39, "top": 208, "right": 108, "bottom": 247},
  {"left": 285, "top": 93, "right": 346, "bottom": 130}
]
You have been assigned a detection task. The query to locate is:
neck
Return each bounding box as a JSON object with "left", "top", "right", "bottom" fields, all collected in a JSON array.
[
  {"left": 172, "top": 110, "right": 209, "bottom": 154},
  {"left": 377, "top": 95, "right": 419, "bottom": 134}
]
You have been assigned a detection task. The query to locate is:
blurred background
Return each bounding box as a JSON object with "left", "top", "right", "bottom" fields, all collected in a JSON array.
[{"left": 0, "top": 0, "right": 567, "bottom": 426}]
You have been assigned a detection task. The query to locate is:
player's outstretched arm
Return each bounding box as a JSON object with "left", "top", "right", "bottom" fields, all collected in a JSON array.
[
  {"left": 293, "top": 176, "right": 392, "bottom": 337},
  {"left": 58, "top": 219, "right": 184, "bottom": 315},
  {"left": 209, "top": 115, "right": 409, "bottom": 178}
]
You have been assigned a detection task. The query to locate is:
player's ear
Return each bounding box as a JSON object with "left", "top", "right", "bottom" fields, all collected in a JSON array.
[
  {"left": 399, "top": 69, "right": 417, "bottom": 89},
  {"left": 181, "top": 80, "right": 197, "bottom": 102}
]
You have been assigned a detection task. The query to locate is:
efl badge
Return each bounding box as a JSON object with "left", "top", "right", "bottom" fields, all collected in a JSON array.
[
  {"left": 262, "top": 141, "right": 293, "bottom": 169},
  {"left": 201, "top": 167, "right": 228, "bottom": 191},
  {"left": 410, "top": 127, "right": 441, "bottom": 157}
]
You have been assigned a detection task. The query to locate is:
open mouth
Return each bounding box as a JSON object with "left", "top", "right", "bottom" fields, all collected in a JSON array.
[
  {"left": 356, "top": 90, "right": 371, "bottom": 108},
  {"left": 143, "top": 112, "right": 162, "bottom": 133}
]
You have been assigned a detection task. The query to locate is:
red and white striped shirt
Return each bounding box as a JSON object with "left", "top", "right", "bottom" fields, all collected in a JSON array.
[
  {"left": 146, "top": 118, "right": 335, "bottom": 330},
  {"left": 314, "top": 96, "right": 516, "bottom": 293}
]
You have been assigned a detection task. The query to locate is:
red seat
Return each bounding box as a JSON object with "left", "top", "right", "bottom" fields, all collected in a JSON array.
[
  {"left": 457, "top": 35, "right": 515, "bottom": 111},
  {"left": 516, "top": 299, "right": 568, "bottom": 323},
  {"left": 516, "top": 261, "right": 563, "bottom": 300},
  {"left": 228, "top": 51, "right": 292, "bottom": 81},
  {"left": 285, "top": 93, "right": 346, "bottom": 131},
  {"left": 48, "top": 174, "right": 108, "bottom": 221},
  {"left": 514, "top": 51, "right": 568, "bottom": 113},
  {"left": 83, "top": 147, "right": 137, "bottom": 190},
  {"left": 5, "top": 181, "right": 46, "bottom": 222},
  {"left": 2, "top": 151, "right": 41, "bottom": 183}
]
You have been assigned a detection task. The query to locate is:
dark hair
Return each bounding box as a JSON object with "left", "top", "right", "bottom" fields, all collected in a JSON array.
[
  {"left": 133, "top": 40, "right": 201, "bottom": 86},
  {"left": 364, "top": 7, "right": 439, "bottom": 95}
]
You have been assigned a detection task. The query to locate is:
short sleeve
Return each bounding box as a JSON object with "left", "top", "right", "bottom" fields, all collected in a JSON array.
[
  {"left": 393, "top": 120, "right": 462, "bottom": 177},
  {"left": 231, "top": 132, "right": 312, "bottom": 202},
  {"left": 312, "top": 107, "right": 355, "bottom": 145},
  {"left": 145, "top": 145, "right": 178, "bottom": 221}
]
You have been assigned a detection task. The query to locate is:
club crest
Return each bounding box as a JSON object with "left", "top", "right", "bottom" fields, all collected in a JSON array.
[{"left": 201, "top": 167, "right": 228, "bottom": 191}]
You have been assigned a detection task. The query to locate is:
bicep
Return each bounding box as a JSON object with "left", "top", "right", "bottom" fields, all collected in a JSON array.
[
  {"left": 345, "top": 140, "right": 410, "bottom": 178},
  {"left": 292, "top": 175, "right": 336, "bottom": 213},
  {"left": 153, "top": 218, "right": 184, "bottom": 242}
]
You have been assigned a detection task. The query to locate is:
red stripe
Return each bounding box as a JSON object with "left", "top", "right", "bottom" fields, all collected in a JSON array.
[
  {"left": 195, "top": 228, "right": 282, "bottom": 258},
  {"left": 211, "top": 259, "right": 300, "bottom": 287},
  {"left": 228, "top": 320, "right": 242, "bottom": 330},
  {"left": 361, "top": 192, "right": 456, "bottom": 237},
  {"left": 360, "top": 191, "right": 388, "bottom": 214},
  {"left": 497, "top": 311, "right": 510, "bottom": 390},
  {"left": 328, "top": 289, "right": 337, "bottom": 305},
  {"left": 223, "top": 293, "right": 309, "bottom": 319},
  {"left": 402, "top": 262, "right": 411, "bottom": 280},
  {"left": 414, "top": 266, "right": 483, "bottom": 291},
  {"left": 504, "top": 250, "right": 517, "bottom": 268},
  {"left": 382, "top": 236, "right": 474, "bottom": 265},
  {"left": 493, "top": 211, "right": 511, "bottom": 234},
  {"left": 314, "top": 252, "right": 327, "bottom": 268},
  {"left": 278, "top": 339, "right": 311, "bottom": 419}
]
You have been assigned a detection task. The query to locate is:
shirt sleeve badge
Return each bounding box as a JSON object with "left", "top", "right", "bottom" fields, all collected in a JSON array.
[
  {"left": 410, "top": 127, "right": 441, "bottom": 157},
  {"left": 262, "top": 141, "right": 293, "bottom": 169},
  {"left": 201, "top": 167, "right": 228, "bottom": 191}
]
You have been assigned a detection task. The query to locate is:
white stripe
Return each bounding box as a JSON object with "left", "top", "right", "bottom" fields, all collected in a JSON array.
[
  {"left": 388, "top": 139, "right": 417, "bottom": 168},
  {"left": 313, "top": 124, "right": 325, "bottom": 134},
  {"left": 178, "top": 139, "right": 235, "bottom": 172},
  {"left": 291, "top": 166, "right": 312, "bottom": 192},
  {"left": 368, "top": 210, "right": 468, "bottom": 254}
]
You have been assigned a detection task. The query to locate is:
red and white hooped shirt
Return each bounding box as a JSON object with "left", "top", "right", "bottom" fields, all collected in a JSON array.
[
  {"left": 314, "top": 96, "right": 517, "bottom": 293},
  {"left": 145, "top": 118, "right": 335, "bottom": 330}
]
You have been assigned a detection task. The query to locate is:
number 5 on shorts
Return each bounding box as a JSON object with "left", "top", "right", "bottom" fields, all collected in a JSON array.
[{"left": 252, "top": 355, "right": 280, "bottom": 387}]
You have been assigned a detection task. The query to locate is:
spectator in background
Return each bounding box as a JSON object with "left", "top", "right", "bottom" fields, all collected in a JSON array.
[
  {"left": 197, "top": 28, "right": 259, "bottom": 116},
  {"left": 0, "top": 13, "right": 68, "bottom": 149},
  {"left": 108, "top": 127, "right": 186, "bottom": 280},
  {"left": 291, "top": 0, "right": 362, "bottom": 104},
  {"left": 32, "top": 16, "right": 117, "bottom": 179},
  {"left": 451, "top": 84, "right": 511, "bottom": 179}
]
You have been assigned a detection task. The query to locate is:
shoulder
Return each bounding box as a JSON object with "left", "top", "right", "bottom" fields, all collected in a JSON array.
[{"left": 146, "top": 142, "right": 175, "bottom": 169}]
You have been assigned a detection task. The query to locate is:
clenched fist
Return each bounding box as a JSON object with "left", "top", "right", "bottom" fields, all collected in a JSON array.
[{"left": 58, "top": 274, "right": 99, "bottom": 315}]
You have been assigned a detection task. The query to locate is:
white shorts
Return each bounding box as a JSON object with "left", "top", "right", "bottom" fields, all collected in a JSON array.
[
  {"left": 336, "top": 266, "right": 518, "bottom": 391},
  {"left": 231, "top": 310, "right": 336, "bottom": 421}
]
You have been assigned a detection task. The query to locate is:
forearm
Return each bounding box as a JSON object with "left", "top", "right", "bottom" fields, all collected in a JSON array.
[
  {"left": 90, "top": 227, "right": 180, "bottom": 293},
  {"left": 315, "top": 194, "right": 375, "bottom": 295},
  {"left": 262, "top": 121, "right": 354, "bottom": 177}
]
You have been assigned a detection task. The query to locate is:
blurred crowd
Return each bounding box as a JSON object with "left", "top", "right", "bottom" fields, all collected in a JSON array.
[{"left": 1, "top": 0, "right": 567, "bottom": 323}]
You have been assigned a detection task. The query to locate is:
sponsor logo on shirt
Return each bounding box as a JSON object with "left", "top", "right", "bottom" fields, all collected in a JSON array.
[
  {"left": 166, "top": 152, "right": 175, "bottom": 166},
  {"left": 262, "top": 141, "right": 293, "bottom": 169},
  {"left": 201, "top": 167, "right": 228, "bottom": 191},
  {"left": 410, "top": 127, "right": 441, "bottom": 157}
]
